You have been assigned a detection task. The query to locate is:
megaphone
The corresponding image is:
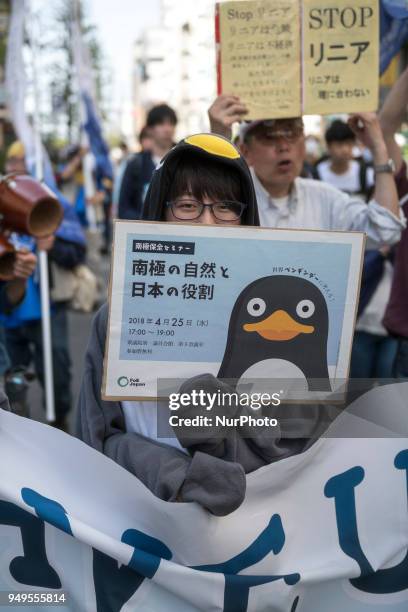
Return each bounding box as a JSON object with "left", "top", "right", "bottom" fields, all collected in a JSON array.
[
  {"left": 0, "top": 174, "right": 63, "bottom": 280},
  {"left": 0, "top": 234, "right": 17, "bottom": 280}
]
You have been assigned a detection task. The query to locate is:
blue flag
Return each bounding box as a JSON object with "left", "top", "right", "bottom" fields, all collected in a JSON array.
[
  {"left": 82, "top": 92, "right": 113, "bottom": 185},
  {"left": 71, "top": 7, "right": 113, "bottom": 187},
  {"left": 380, "top": 0, "right": 408, "bottom": 74}
]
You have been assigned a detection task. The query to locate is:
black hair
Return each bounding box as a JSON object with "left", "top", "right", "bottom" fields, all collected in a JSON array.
[
  {"left": 146, "top": 104, "right": 178, "bottom": 128},
  {"left": 325, "top": 120, "right": 355, "bottom": 145},
  {"left": 168, "top": 153, "right": 243, "bottom": 203}
]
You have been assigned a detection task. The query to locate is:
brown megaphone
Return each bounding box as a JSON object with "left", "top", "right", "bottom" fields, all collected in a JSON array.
[
  {"left": 0, "top": 174, "right": 63, "bottom": 280},
  {"left": 0, "top": 174, "right": 63, "bottom": 237}
]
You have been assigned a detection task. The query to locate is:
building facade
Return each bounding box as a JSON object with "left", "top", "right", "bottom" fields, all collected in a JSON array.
[{"left": 132, "top": 0, "right": 217, "bottom": 140}]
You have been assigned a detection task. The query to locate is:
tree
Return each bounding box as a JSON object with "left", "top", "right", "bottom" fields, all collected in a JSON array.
[{"left": 44, "top": 0, "right": 108, "bottom": 143}]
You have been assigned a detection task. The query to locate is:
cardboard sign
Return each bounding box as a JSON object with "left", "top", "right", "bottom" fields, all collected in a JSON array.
[
  {"left": 303, "top": 0, "right": 379, "bottom": 114},
  {"left": 103, "top": 221, "right": 364, "bottom": 401},
  {"left": 216, "top": 0, "right": 379, "bottom": 118},
  {"left": 216, "top": 0, "right": 301, "bottom": 118}
]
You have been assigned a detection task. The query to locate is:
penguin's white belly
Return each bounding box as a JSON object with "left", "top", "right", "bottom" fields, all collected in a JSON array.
[
  {"left": 236, "top": 359, "right": 309, "bottom": 395},
  {"left": 240, "top": 358, "right": 307, "bottom": 380}
]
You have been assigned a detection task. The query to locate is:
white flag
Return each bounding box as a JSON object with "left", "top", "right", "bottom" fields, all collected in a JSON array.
[
  {"left": 5, "top": 0, "right": 55, "bottom": 186},
  {"left": 70, "top": 0, "right": 112, "bottom": 181}
]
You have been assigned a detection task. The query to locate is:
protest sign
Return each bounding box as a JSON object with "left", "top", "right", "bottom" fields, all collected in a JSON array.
[
  {"left": 215, "top": 0, "right": 301, "bottom": 119},
  {"left": 0, "top": 384, "right": 407, "bottom": 611},
  {"left": 303, "top": 0, "right": 379, "bottom": 114},
  {"left": 103, "top": 221, "right": 364, "bottom": 401},
  {"left": 216, "top": 0, "right": 379, "bottom": 118}
]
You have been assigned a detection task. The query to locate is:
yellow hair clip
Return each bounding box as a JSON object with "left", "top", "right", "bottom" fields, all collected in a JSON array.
[{"left": 184, "top": 134, "right": 240, "bottom": 160}]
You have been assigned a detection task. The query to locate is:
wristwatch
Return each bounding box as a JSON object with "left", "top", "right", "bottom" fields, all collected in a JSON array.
[{"left": 373, "top": 159, "right": 395, "bottom": 174}]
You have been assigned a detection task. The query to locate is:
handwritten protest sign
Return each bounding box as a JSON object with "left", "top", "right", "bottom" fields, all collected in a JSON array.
[
  {"left": 216, "top": 0, "right": 379, "bottom": 117},
  {"left": 103, "top": 221, "right": 364, "bottom": 401},
  {"left": 215, "top": 0, "right": 301, "bottom": 119},
  {"left": 303, "top": 0, "right": 379, "bottom": 114}
]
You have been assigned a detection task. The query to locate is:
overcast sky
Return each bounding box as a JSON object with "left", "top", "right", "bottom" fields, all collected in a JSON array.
[
  {"left": 86, "top": 0, "right": 161, "bottom": 108},
  {"left": 31, "top": 0, "right": 161, "bottom": 134}
]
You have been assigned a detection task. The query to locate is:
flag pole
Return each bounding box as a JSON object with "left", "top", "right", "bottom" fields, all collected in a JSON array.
[
  {"left": 72, "top": 0, "right": 97, "bottom": 232},
  {"left": 27, "top": 11, "right": 56, "bottom": 423}
]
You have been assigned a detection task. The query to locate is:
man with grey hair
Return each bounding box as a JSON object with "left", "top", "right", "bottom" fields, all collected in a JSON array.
[{"left": 208, "top": 95, "right": 405, "bottom": 247}]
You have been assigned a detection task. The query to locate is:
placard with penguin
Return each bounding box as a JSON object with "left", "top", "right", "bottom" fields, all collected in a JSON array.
[{"left": 104, "top": 221, "right": 365, "bottom": 401}]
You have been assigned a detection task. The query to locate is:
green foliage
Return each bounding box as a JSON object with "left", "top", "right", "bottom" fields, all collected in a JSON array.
[{"left": 45, "top": 0, "right": 107, "bottom": 142}]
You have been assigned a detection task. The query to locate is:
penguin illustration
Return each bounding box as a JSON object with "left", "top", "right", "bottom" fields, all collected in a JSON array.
[{"left": 218, "top": 275, "right": 331, "bottom": 391}]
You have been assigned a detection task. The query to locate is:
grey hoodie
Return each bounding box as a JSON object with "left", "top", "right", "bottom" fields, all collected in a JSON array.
[
  {"left": 76, "top": 304, "right": 246, "bottom": 516},
  {"left": 76, "top": 134, "right": 337, "bottom": 516}
]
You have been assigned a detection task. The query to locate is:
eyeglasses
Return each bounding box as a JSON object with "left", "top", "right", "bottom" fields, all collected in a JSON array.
[
  {"left": 166, "top": 199, "right": 247, "bottom": 221},
  {"left": 252, "top": 124, "right": 304, "bottom": 148}
]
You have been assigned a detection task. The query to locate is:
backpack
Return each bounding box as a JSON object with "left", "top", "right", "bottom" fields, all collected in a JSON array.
[
  {"left": 50, "top": 263, "right": 98, "bottom": 313},
  {"left": 313, "top": 157, "right": 372, "bottom": 201}
]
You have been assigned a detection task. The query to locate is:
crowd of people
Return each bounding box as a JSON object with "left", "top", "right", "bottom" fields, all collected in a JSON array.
[{"left": 0, "top": 62, "right": 407, "bottom": 516}]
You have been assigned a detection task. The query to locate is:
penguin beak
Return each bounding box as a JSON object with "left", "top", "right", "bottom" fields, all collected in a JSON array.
[{"left": 243, "top": 309, "right": 315, "bottom": 341}]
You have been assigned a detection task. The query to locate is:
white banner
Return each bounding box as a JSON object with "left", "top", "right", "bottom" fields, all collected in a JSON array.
[
  {"left": 5, "top": 0, "right": 55, "bottom": 186},
  {"left": 70, "top": 0, "right": 113, "bottom": 215},
  {"left": 0, "top": 383, "right": 407, "bottom": 611},
  {"left": 5, "top": 0, "right": 30, "bottom": 158}
]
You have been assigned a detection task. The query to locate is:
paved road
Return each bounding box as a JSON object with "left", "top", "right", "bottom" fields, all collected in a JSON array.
[{"left": 27, "top": 232, "right": 111, "bottom": 433}]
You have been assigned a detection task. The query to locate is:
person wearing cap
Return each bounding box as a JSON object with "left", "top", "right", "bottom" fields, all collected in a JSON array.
[
  {"left": 118, "top": 104, "right": 178, "bottom": 221},
  {"left": 208, "top": 95, "right": 405, "bottom": 247},
  {"left": 2, "top": 141, "right": 86, "bottom": 430},
  {"left": 5, "top": 141, "right": 26, "bottom": 171},
  {"left": 77, "top": 134, "right": 265, "bottom": 516},
  {"left": 77, "top": 133, "right": 342, "bottom": 516}
]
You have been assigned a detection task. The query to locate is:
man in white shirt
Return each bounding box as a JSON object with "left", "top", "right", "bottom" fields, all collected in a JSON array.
[
  {"left": 314, "top": 119, "right": 374, "bottom": 198},
  {"left": 208, "top": 95, "right": 405, "bottom": 247}
]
